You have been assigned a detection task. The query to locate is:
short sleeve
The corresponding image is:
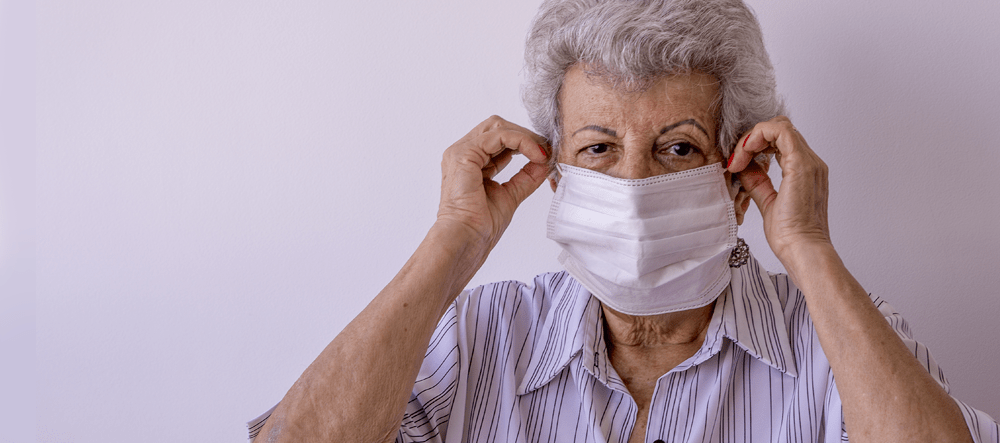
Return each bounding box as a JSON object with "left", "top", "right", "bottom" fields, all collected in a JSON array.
[
  {"left": 818, "top": 369, "right": 849, "bottom": 442},
  {"left": 870, "top": 294, "right": 1000, "bottom": 443},
  {"left": 244, "top": 298, "right": 465, "bottom": 443},
  {"left": 247, "top": 404, "right": 277, "bottom": 442},
  {"left": 395, "top": 299, "right": 464, "bottom": 443}
]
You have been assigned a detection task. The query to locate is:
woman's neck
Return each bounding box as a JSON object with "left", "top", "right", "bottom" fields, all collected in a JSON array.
[
  {"left": 601, "top": 300, "right": 717, "bottom": 428},
  {"left": 602, "top": 301, "right": 716, "bottom": 350}
]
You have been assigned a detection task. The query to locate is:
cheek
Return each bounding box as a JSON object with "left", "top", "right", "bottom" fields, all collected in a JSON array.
[
  {"left": 556, "top": 144, "right": 579, "bottom": 166},
  {"left": 705, "top": 147, "right": 724, "bottom": 164},
  {"left": 556, "top": 145, "right": 570, "bottom": 162},
  {"left": 659, "top": 153, "right": 708, "bottom": 172}
]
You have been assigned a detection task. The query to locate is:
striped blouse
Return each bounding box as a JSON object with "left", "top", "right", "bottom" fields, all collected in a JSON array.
[{"left": 248, "top": 254, "right": 999, "bottom": 442}]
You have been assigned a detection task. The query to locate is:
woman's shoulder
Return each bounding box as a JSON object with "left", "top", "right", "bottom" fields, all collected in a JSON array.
[
  {"left": 452, "top": 270, "right": 577, "bottom": 326},
  {"left": 767, "top": 272, "right": 912, "bottom": 339},
  {"left": 422, "top": 271, "right": 584, "bottom": 385}
]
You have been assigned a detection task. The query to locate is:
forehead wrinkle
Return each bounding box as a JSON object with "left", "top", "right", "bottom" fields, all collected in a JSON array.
[
  {"left": 659, "top": 119, "right": 710, "bottom": 138},
  {"left": 572, "top": 125, "right": 618, "bottom": 137},
  {"left": 560, "top": 66, "right": 720, "bottom": 146}
]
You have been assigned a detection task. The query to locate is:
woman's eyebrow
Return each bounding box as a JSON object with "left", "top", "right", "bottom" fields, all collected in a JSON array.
[
  {"left": 660, "top": 119, "right": 709, "bottom": 137},
  {"left": 572, "top": 125, "right": 617, "bottom": 137}
]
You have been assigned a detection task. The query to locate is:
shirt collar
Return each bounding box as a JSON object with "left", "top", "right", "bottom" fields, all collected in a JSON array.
[
  {"left": 516, "top": 274, "right": 610, "bottom": 395},
  {"left": 701, "top": 255, "right": 798, "bottom": 377},
  {"left": 517, "top": 253, "right": 797, "bottom": 396}
]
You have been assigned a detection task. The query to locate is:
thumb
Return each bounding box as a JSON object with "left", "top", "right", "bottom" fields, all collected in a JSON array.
[
  {"left": 738, "top": 160, "right": 778, "bottom": 216},
  {"left": 502, "top": 161, "right": 549, "bottom": 207}
]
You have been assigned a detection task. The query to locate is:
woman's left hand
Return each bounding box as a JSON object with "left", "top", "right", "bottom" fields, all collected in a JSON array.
[
  {"left": 728, "top": 117, "right": 975, "bottom": 443},
  {"left": 727, "top": 116, "right": 832, "bottom": 262}
]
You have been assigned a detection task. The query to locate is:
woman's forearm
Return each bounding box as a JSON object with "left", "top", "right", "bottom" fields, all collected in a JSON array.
[
  {"left": 251, "top": 113, "right": 547, "bottom": 442},
  {"left": 255, "top": 221, "right": 489, "bottom": 442},
  {"left": 780, "top": 243, "right": 972, "bottom": 443}
]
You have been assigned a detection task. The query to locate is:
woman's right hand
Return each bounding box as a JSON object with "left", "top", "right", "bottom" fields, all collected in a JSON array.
[
  {"left": 256, "top": 118, "right": 550, "bottom": 443},
  {"left": 435, "top": 115, "right": 550, "bottom": 255}
]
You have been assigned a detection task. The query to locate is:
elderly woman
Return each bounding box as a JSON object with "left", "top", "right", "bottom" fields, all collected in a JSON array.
[{"left": 249, "top": 0, "right": 998, "bottom": 442}]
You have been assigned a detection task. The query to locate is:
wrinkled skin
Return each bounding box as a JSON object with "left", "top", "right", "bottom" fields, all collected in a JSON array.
[{"left": 253, "top": 65, "right": 972, "bottom": 443}]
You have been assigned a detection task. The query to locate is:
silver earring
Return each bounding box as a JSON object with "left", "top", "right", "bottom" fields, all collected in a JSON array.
[{"left": 729, "top": 238, "right": 749, "bottom": 268}]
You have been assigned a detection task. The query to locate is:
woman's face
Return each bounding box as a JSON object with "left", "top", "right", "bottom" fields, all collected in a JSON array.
[{"left": 557, "top": 65, "right": 724, "bottom": 179}]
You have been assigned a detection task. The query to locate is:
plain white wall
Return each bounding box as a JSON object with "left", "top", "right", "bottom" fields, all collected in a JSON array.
[
  {"left": 2, "top": 0, "right": 36, "bottom": 442},
  {"left": 35, "top": 0, "right": 998, "bottom": 441}
]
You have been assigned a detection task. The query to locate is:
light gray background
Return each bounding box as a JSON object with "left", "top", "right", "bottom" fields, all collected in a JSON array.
[
  {"left": 1, "top": 0, "right": 36, "bottom": 442},
  {"left": 27, "top": 0, "right": 999, "bottom": 441}
]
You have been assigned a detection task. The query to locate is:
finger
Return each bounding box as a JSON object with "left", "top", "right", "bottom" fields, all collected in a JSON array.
[
  {"left": 476, "top": 128, "right": 549, "bottom": 165},
  {"left": 467, "top": 115, "right": 549, "bottom": 148},
  {"left": 737, "top": 159, "right": 778, "bottom": 216},
  {"left": 500, "top": 161, "right": 549, "bottom": 207},
  {"left": 443, "top": 128, "right": 543, "bottom": 176},
  {"left": 483, "top": 148, "right": 514, "bottom": 179},
  {"left": 728, "top": 117, "right": 807, "bottom": 173}
]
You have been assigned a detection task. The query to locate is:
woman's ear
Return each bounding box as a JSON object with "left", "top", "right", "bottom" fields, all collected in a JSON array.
[
  {"left": 724, "top": 170, "right": 750, "bottom": 225},
  {"left": 733, "top": 185, "right": 753, "bottom": 225},
  {"left": 727, "top": 156, "right": 770, "bottom": 225},
  {"left": 548, "top": 169, "right": 561, "bottom": 192}
]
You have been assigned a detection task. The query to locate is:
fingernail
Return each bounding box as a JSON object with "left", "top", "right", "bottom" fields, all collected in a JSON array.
[
  {"left": 538, "top": 144, "right": 547, "bottom": 158},
  {"left": 742, "top": 135, "right": 749, "bottom": 148},
  {"left": 727, "top": 152, "right": 734, "bottom": 168}
]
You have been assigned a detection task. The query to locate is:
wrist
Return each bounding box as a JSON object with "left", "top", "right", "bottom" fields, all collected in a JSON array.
[
  {"left": 775, "top": 241, "right": 841, "bottom": 286},
  {"left": 420, "top": 220, "right": 492, "bottom": 295},
  {"left": 427, "top": 219, "right": 491, "bottom": 259}
]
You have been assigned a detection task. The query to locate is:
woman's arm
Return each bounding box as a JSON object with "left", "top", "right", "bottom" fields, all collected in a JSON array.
[
  {"left": 728, "top": 117, "right": 973, "bottom": 443},
  {"left": 782, "top": 242, "right": 972, "bottom": 442},
  {"left": 254, "top": 116, "right": 549, "bottom": 442}
]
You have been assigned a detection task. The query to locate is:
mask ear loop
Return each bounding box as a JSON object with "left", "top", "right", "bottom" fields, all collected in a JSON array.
[
  {"left": 550, "top": 163, "right": 564, "bottom": 186},
  {"left": 727, "top": 151, "right": 772, "bottom": 196},
  {"left": 729, "top": 173, "right": 742, "bottom": 197}
]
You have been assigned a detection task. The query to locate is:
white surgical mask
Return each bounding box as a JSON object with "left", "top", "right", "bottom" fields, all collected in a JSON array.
[{"left": 546, "top": 163, "right": 738, "bottom": 316}]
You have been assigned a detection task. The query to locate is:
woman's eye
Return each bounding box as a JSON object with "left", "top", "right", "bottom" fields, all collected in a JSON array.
[
  {"left": 584, "top": 143, "right": 610, "bottom": 154},
  {"left": 664, "top": 142, "right": 698, "bottom": 156}
]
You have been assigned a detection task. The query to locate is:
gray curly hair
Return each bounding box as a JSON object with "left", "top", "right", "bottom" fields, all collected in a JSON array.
[{"left": 522, "top": 0, "right": 785, "bottom": 162}]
